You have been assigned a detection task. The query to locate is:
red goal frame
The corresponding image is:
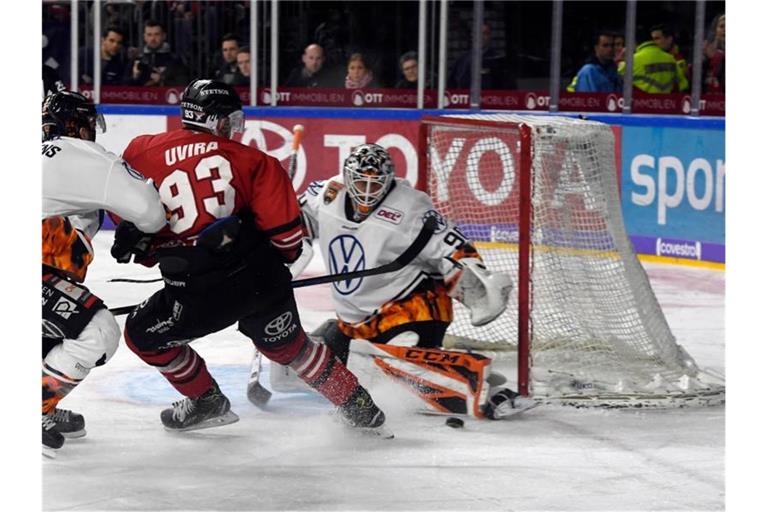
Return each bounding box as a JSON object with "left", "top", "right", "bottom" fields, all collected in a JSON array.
[{"left": 419, "top": 115, "right": 532, "bottom": 396}]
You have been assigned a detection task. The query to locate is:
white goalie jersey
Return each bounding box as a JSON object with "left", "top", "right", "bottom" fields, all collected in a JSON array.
[
  {"left": 42, "top": 136, "right": 167, "bottom": 235},
  {"left": 299, "top": 175, "right": 473, "bottom": 325}
]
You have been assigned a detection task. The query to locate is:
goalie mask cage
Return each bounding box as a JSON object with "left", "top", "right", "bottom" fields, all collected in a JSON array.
[{"left": 419, "top": 114, "right": 724, "bottom": 407}]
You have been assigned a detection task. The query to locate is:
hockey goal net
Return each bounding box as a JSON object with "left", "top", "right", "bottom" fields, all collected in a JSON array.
[{"left": 420, "top": 113, "right": 724, "bottom": 407}]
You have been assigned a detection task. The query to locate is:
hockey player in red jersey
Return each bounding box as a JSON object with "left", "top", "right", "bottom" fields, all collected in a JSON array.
[
  {"left": 114, "top": 79, "right": 391, "bottom": 436},
  {"left": 42, "top": 91, "right": 168, "bottom": 457}
]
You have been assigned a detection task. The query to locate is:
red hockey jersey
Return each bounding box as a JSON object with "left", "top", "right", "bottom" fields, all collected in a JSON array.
[{"left": 122, "top": 128, "right": 303, "bottom": 261}]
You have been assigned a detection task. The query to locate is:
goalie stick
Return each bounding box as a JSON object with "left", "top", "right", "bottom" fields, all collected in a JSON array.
[{"left": 108, "top": 216, "right": 438, "bottom": 316}]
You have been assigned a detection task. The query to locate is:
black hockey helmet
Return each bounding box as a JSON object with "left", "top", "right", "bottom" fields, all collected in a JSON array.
[
  {"left": 180, "top": 79, "right": 244, "bottom": 138},
  {"left": 42, "top": 90, "right": 105, "bottom": 142}
]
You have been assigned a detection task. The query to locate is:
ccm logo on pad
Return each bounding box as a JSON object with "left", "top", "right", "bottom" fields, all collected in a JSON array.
[{"left": 375, "top": 207, "right": 404, "bottom": 224}]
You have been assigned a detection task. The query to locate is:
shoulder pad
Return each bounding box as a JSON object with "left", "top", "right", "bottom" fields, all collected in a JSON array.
[
  {"left": 394, "top": 177, "right": 414, "bottom": 189},
  {"left": 323, "top": 179, "right": 345, "bottom": 205}
]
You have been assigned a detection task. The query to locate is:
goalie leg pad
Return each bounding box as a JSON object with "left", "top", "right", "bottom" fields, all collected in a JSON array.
[{"left": 349, "top": 342, "right": 492, "bottom": 417}]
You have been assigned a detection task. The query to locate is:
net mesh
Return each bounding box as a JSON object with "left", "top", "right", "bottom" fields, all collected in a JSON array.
[{"left": 424, "top": 114, "right": 723, "bottom": 406}]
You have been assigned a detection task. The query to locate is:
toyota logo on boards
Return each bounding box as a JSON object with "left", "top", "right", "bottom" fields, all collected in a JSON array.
[{"left": 265, "top": 312, "right": 293, "bottom": 336}]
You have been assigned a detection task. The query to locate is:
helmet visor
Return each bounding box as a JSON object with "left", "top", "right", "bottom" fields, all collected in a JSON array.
[{"left": 91, "top": 112, "right": 106, "bottom": 134}]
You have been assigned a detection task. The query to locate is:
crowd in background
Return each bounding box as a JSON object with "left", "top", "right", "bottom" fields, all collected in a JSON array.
[{"left": 42, "top": 1, "right": 726, "bottom": 97}]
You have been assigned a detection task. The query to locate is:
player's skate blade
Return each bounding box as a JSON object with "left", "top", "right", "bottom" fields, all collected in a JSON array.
[
  {"left": 161, "top": 382, "right": 240, "bottom": 432},
  {"left": 43, "top": 415, "right": 64, "bottom": 458},
  {"left": 163, "top": 410, "right": 240, "bottom": 432},
  {"left": 350, "top": 422, "right": 395, "bottom": 439},
  {"left": 50, "top": 408, "right": 86, "bottom": 438},
  {"left": 336, "top": 387, "right": 394, "bottom": 439},
  {"left": 486, "top": 389, "right": 540, "bottom": 419}
]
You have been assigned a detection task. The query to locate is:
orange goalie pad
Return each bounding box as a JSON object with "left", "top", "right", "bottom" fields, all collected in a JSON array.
[
  {"left": 338, "top": 281, "right": 453, "bottom": 341},
  {"left": 371, "top": 344, "right": 491, "bottom": 418},
  {"left": 42, "top": 217, "right": 94, "bottom": 282}
]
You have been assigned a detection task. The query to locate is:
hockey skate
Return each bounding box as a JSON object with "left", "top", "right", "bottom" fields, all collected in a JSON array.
[
  {"left": 161, "top": 382, "right": 239, "bottom": 432},
  {"left": 43, "top": 415, "right": 64, "bottom": 458},
  {"left": 336, "top": 386, "right": 394, "bottom": 439},
  {"left": 49, "top": 407, "right": 86, "bottom": 438},
  {"left": 483, "top": 388, "right": 539, "bottom": 419}
]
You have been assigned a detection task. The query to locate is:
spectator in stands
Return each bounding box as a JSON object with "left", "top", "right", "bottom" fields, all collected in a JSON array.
[
  {"left": 394, "top": 51, "right": 433, "bottom": 89},
  {"left": 632, "top": 31, "right": 682, "bottom": 94},
  {"left": 78, "top": 26, "right": 129, "bottom": 86},
  {"left": 566, "top": 30, "right": 622, "bottom": 93},
  {"left": 447, "top": 22, "right": 505, "bottom": 90},
  {"left": 130, "top": 20, "right": 189, "bottom": 87},
  {"left": 614, "top": 32, "right": 626, "bottom": 72},
  {"left": 232, "top": 46, "right": 251, "bottom": 86},
  {"left": 211, "top": 33, "right": 241, "bottom": 84},
  {"left": 313, "top": 8, "right": 349, "bottom": 70},
  {"left": 650, "top": 24, "right": 690, "bottom": 92},
  {"left": 343, "top": 53, "right": 380, "bottom": 89},
  {"left": 702, "top": 13, "right": 725, "bottom": 94},
  {"left": 285, "top": 43, "right": 332, "bottom": 87}
]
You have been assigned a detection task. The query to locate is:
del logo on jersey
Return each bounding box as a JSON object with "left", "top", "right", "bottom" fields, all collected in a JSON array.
[
  {"left": 375, "top": 207, "right": 404, "bottom": 224},
  {"left": 328, "top": 235, "right": 365, "bottom": 295}
]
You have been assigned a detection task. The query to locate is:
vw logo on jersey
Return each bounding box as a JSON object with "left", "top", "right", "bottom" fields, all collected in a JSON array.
[
  {"left": 328, "top": 235, "right": 366, "bottom": 295},
  {"left": 265, "top": 312, "right": 293, "bottom": 336}
]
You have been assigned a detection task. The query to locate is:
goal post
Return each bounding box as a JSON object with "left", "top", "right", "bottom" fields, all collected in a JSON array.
[{"left": 419, "top": 113, "right": 724, "bottom": 408}]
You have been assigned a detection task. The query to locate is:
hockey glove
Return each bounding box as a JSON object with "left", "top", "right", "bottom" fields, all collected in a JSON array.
[
  {"left": 196, "top": 215, "right": 241, "bottom": 253},
  {"left": 111, "top": 221, "right": 153, "bottom": 263}
]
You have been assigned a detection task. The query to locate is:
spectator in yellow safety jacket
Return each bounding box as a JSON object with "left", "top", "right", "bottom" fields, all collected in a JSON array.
[
  {"left": 650, "top": 24, "right": 689, "bottom": 92},
  {"left": 632, "top": 40, "right": 682, "bottom": 93}
]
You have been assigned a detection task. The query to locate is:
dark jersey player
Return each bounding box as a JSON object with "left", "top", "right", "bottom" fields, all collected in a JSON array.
[{"left": 113, "top": 79, "right": 391, "bottom": 437}]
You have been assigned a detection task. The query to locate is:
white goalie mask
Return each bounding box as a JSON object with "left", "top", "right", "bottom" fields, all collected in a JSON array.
[{"left": 343, "top": 143, "right": 395, "bottom": 220}]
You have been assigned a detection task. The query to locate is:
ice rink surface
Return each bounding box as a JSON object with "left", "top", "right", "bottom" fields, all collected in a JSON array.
[{"left": 42, "top": 233, "right": 725, "bottom": 511}]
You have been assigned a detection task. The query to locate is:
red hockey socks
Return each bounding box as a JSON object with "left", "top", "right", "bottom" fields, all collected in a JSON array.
[
  {"left": 124, "top": 333, "right": 213, "bottom": 399},
  {"left": 288, "top": 335, "right": 360, "bottom": 406}
]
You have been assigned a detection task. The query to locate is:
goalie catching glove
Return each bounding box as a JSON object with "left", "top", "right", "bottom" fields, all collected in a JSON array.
[{"left": 446, "top": 258, "right": 513, "bottom": 326}]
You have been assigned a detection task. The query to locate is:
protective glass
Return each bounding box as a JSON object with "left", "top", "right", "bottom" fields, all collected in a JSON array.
[
  {"left": 227, "top": 110, "right": 245, "bottom": 135},
  {"left": 91, "top": 113, "right": 106, "bottom": 134}
]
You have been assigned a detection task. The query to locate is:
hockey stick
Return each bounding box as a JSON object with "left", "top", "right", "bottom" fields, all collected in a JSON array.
[
  {"left": 247, "top": 346, "right": 272, "bottom": 407},
  {"left": 108, "top": 216, "right": 438, "bottom": 314},
  {"left": 108, "top": 277, "right": 163, "bottom": 283},
  {"left": 291, "top": 215, "right": 437, "bottom": 288},
  {"left": 248, "top": 123, "right": 305, "bottom": 407},
  {"left": 287, "top": 124, "right": 304, "bottom": 180}
]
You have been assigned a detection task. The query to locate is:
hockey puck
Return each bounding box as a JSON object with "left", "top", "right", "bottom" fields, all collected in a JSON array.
[{"left": 445, "top": 417, "right": 464, "bottom": 428}]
